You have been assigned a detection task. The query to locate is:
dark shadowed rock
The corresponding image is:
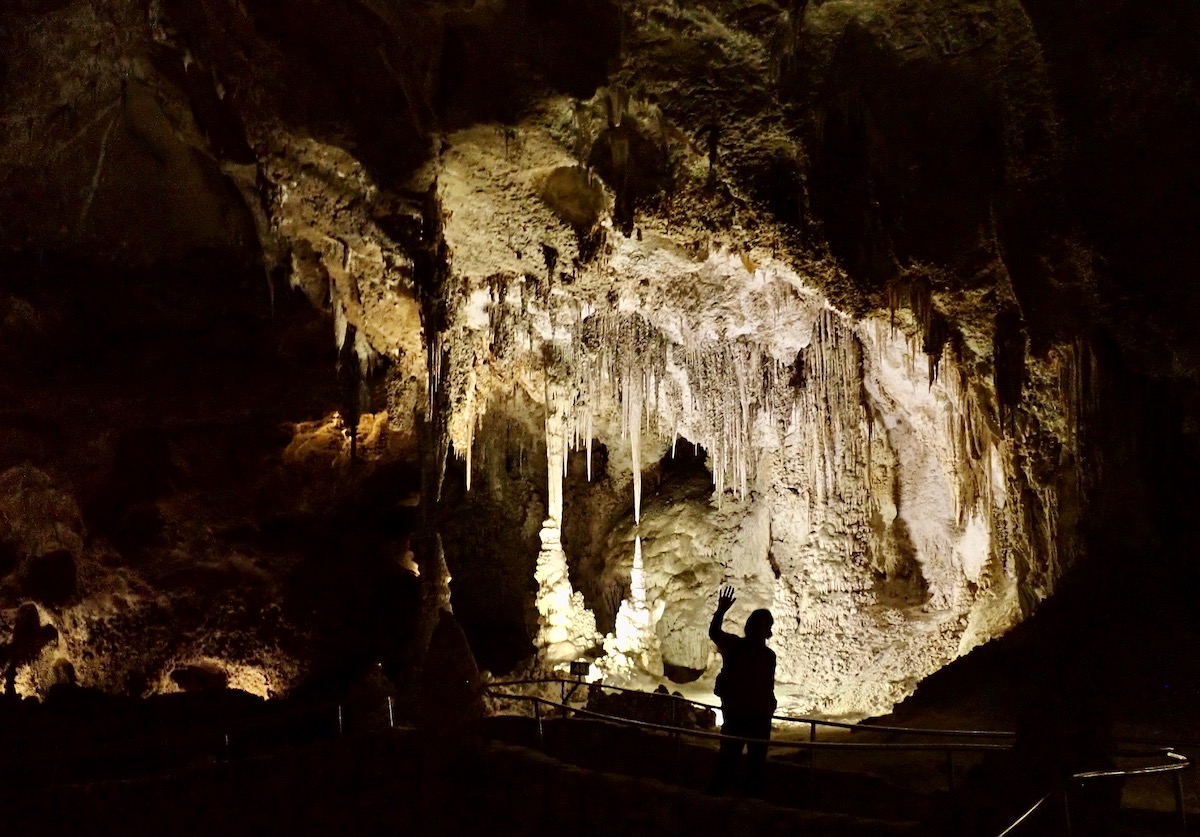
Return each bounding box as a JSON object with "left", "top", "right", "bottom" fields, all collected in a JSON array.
[
  {"left": 416, "top": 609, "right": 484, "bottom": 737},
  {"left": 23, "top": 548, "right": 77, "bottom": 606},
  {"left": 170, "top": 663, "right": 229, "bottom": 693}
]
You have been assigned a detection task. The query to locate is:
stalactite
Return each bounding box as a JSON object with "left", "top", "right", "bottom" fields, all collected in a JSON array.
[
  {"left": 887, "top": 276, "right": 951, "bottom": 384},
  {"left": 545, "top": 378, "right": 565, "bottom": 526},
  {"left": 631, "top": 383, "right": 642, "bottom": 523},
  {"left": 571, "top": 312, "right": 669, "bottom": 514},
  {"left": 994, "top": 308, "right": 1026, "bottom": 432},
  {"left": 465, "top": 401, "right": 474, "bottom": 492}
]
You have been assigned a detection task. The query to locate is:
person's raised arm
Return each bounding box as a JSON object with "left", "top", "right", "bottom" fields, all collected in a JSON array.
[{"left": 709, "top": 586, "right": 738, "bottom": 652}]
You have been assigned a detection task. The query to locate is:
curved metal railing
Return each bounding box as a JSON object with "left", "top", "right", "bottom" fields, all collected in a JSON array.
[
  {"left": 486, "top": 678, "right": 1193, "bottom": 837},
  {"left": 996, "top": 749, "right": 1191, "bottom": 837},
  {"left": 488, "top": 689, "right": 1010, "bottom": 754},
  {"left": 489, "top": 677, "right": 1016, "bottom": 741}
]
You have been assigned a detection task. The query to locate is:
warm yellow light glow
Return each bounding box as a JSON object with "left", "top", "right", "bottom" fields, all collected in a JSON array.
[
  {"left": 401, "top": 549, "right": 420, "bottom": 576},
  {"left": 152, "top": 659, "right": 278, "bottom": 700},
  {"left": 284, "top": 410, "right": 394, "bottom": 465}
]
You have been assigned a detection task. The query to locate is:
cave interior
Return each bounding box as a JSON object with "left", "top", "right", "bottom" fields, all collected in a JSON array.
[{"left": 2, "top": 0, "right": 1200, "bottom": 831}]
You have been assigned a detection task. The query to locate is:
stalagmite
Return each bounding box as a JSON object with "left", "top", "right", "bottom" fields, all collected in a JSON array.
[
  {"left": 631, "top": 535, "right": 646, "bottom": 604},
  {"left": 533, "top": 375, "right": 598, "bottom": 666},
  {"left": 598, "top": 535, "right": 662, "bottom": 681}
]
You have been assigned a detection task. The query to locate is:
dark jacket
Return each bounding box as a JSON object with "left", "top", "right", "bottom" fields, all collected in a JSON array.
[{"left": 710, "top": 613, "right": 777, "bottom": 716}]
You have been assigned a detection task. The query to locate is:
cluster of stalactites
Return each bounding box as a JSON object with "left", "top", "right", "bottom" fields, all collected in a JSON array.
[
  {"left": 575, "top": 313, "right": 670, "bottom": 523},
  {"left": 887, "top": 276, "right": 952, "bottom": 383},
  {"left": 789, "top": 309, "right": 868, "bottom": 511},
  {"left": 544, "top": 308, "right": 871, "bottom": 523},
  {"left": 567, "top": 312, "right": 769, "bottom": 517},
  {"left": 439, "top": 275, "right": 876, "bottom": 524}
]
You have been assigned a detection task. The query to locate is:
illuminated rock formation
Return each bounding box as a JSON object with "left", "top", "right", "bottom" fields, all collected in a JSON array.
[
  {"left": 599, "top": 536, "right": 663, "bottom": 682},
  {"left": 0, "top": 0, "right": 1193, "bottom": 718}
]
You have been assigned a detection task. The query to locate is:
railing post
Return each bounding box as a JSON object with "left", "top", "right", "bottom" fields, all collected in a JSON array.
[
  {"left": 1062, "top": 785, "right": 1073, "bottom": 836},
  {"left": 1175, "top": 771, "right": 1187, "bottom": 832},
  {"left": 337, "top": 704, "right": 344, "bottom": 737},
  {"left": 534, "top": 700, "right": 544, "bottom": 748},
  {"left": 807, "top": 721, "right": 817, "bottom": 799},
  {"left": 946, "top": 750, "right": 955, "bottom": 794},
  {"left": 387, "top": 695, "right": 395, "bottom": 729},
  {"left": 670, "top": 696, "right": 682, "bottom": 781}
]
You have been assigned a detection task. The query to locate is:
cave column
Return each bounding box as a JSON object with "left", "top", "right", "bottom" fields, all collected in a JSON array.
[{"left": 534, "top": 374, "right": 598, "bottom": 667}]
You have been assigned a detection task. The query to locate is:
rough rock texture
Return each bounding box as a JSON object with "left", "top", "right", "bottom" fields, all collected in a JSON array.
[{"left": 1, "top": 0, "right": 1197, "bottom": 716}]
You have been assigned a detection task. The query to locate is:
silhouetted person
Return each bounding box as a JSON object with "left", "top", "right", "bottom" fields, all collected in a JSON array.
[{"left": 709, "top": 585, "right": 775, "bottom": 795}]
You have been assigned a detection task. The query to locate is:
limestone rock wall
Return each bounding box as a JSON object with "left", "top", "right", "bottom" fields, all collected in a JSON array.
[{"left": 0, "top": 0, "right": 1193, "bottom": 712}]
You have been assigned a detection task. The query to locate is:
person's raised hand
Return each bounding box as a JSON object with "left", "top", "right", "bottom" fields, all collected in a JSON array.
[{"left": 717, "top": 585, "right": 736, "bottom": 613}]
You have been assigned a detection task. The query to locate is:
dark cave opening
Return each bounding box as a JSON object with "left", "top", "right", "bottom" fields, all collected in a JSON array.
[{"left": 657, "top": 438, "right": 711, "bottom": 482}]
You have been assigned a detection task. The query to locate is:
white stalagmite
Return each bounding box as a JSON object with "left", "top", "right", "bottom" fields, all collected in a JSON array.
[
  {"left": 631, "top": 534, "right": 646, "bottom": 602},
  {"left": 534, "top": 375, "right": 599, "bottom": 665},
  {"left": 599, "top": 535, "right": 662, "bottom": 681}
]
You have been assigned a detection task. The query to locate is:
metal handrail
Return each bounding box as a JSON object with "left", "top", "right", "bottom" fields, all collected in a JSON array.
[
  {"left": 996, "top": 791, "right": 1056, "bottom": 837},
  {"left": 1072, "top": 748, "right": 1189, "bottom": 780},
  {"left": 489, "top": 677, "right": 1016, "bottom": 740},
  {"left": 488, "top": 679, "right": 1193, "bottom": 837},
  {"left": 993, "top": 749, "right": 1191, "bottom": 836},
  {"left": 488, "top": 690, "right": 1011, "bottom": 754}
]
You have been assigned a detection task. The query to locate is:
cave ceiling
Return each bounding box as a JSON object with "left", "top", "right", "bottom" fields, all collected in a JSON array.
[{"left": 0, "top": 0, "right": 1198, "bottom": 714}]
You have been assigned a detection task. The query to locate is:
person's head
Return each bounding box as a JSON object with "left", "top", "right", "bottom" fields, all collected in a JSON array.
[{"left": 744, "top": 608, "right": 773, "bottom": 641}]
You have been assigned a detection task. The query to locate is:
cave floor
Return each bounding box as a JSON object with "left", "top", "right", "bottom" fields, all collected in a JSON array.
[{"left": 0, "top": 686, "right": 1196, "bottom": 835}]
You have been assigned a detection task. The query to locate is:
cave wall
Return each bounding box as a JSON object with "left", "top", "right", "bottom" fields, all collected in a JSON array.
[{"left": 0, "top": 0, "right": 1197, "bottom": 712}]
